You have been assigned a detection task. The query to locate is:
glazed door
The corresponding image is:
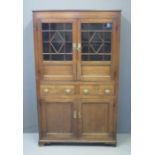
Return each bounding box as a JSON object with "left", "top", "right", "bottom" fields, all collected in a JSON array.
[
  {"left": 37, "top": 19, "right": 77, "bottom": 81},
  {"left": 78, "top": 99, "right": 114, "bottom": 140},
  {"left": 77, "top": 19, "right": 117, "bottom": 81},
  {"left": 39, "top": 99, "right": 77, "bottom": 140}
]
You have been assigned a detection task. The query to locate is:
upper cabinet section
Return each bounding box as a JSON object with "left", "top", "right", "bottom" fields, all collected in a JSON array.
[{"left": 33, "top": 11, "right": 120, "bottom": 81}]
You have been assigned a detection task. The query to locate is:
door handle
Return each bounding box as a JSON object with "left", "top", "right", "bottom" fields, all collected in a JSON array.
[
  {"left": 73, "top": 111, "right": 81, "bottom": 119},
  {"left": 77, "top": 43, "right": 81, "bottom": 52},
  {"left": 73, "top": 43, "right": 76, "bottom": 51},
  {"left": 73, "top": 111, "right": 77, "bottom": 119},
  {"left": 78, "top": 112, "right": 81, "bottom": 119}
]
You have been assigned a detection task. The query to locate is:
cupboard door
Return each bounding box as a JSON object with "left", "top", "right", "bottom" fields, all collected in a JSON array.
[
  {"left": 78, "top": 99, "right": 115, "bottom": 141},
  {"left": 77, "top": 19, "right": 118, "bottom": 81},
  {"left": 39, "top": 100, "right": 77, "bottom": 140},
  {"left": 36, "top": 19, "right": 77, "bottom": 81}
]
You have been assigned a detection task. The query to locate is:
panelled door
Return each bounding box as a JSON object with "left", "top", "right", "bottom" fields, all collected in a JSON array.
[
  {"left": 37, "top": 19, "right": 77, "bottom": 81},
  {"left": 39, "top": 99, "right": 77, "bottom": 139},
  {"left": 77, "top": 19, "right": 117, "bottom": 81},
  {"left": 78, "top": 99, "right": 114, "bottom": 140}
]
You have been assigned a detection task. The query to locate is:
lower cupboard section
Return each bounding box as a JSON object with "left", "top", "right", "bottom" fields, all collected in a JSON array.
[{"left": 38, "top": 98, "right": 116, "bottom": 144}]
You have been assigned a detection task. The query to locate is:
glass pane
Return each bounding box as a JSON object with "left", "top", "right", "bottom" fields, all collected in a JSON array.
[
  {"left": 42, "top": 23, "right": 49, "bottom": 30},
  {"left": 82, "top": 55, "right": 89, "bottom": 61},
  {"left": 65, "top": 54, "right": 72, "bottom": 60},
  {"left": 104, "top": 43, "right": 111, "bottom": 51},
  {"left": 89, "top": 55, "right": 103, "bottom": 61},
  {"left": 50, "top": 23, "right": 64, "bottom": 30},
  {"left": 43, "top": 43, "right": 49, "bottom": 53},
  {"left": 52, "top": 54, "right": 64, "bottom": 60},
  {"left": 82, "top": 43, "right": 89, "bottom": 53},
  {"left": 81, "top": 23, "right": 112, "bottom": 30},
  {"left": 51, "top": 43, "right": 64, "bottom": 53},
  {"left": 65, "top": 32, "right": 72, "bottom": 41},
  {"left": 42, "top": 23, "right": 72, "bottom": 61},
  {"left": 103, "top": 55, "right": 111, "bottom": 61},
  {"left": 104, "top": 32, "right": 111, "bottom": 41},
  {"left": 82, "top": 32, "right": 89, "bottom": 41},
  {"left": 43, "top": 55, "right": 50, "bottom": 60},
  {"left": 66, "top": 24, "right": 72, "bottom": 30},
  {"left": 81, "top": 23, "right": 112, "bottom": 61},
  {"left": 42, "top": 32, "right": 49, "bottom": 41},
  {"left": 66, "top": 43, "right": 72, "bottom": 53}
]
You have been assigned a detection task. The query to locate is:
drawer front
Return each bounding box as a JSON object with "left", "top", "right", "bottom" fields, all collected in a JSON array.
[
  {"left": 40, "top": 85, "right": 75, "bottom": 97},
  {"left": 80, "top": 84, "right": 114, "bottom": 96}
]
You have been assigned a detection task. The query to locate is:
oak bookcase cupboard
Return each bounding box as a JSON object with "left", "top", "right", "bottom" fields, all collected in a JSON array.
[{"left": 33, "top": 10, "right": 121, "bottom": 146}]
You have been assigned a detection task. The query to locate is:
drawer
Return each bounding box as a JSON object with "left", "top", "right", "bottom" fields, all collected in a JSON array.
[
  {"left": 40, "top": 85, "right": 75, "bottom": 96},
  {"left": 80, "top": 84, "right": 114, "bottom": 96}
]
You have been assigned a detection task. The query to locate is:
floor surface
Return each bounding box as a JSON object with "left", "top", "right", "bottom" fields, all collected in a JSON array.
[{"left": 23, "top": 133, "right": 130, "bottom": 155}]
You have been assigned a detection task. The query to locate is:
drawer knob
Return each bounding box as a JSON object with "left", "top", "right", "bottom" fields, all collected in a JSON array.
[
  {"left": 65, "top": 89, "right": 71, "bottom": 94},
  {"left": 83, "top": 89, "right": 89, "bottom": 94},
  {"left": 104, "top": 89, "right": 111, "bottom": 94},
  {"left": 43, "top": 88, "right": 49, "bottom": 93}
]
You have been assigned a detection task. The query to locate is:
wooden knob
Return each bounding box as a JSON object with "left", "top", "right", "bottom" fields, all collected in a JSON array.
[
  {"left": 83, "top": 89, "right": 89, "bottom": 94},
  {"left": 65, "top": 89, "right": 71, "bottom": 94},
  {"left": 43, "top": 88, "right": 49, "bottom": 93},
  {"left": 104, "top": 89, "right": 111, "bottom": 94}
]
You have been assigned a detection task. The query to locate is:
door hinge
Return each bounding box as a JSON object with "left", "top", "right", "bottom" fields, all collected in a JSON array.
[
  {"left": 34, "top": 24, "right": 38, "bottom": 31},
  {"left": 116, "top": 23, "right": 119, "bottom": 31}
]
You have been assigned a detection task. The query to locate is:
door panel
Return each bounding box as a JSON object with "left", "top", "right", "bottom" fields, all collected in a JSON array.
[
  {"left": 46, "top": 103, "right": 72, "bottom": 133},
  {"left": 82, "top": 103, "right": 109, "bottom": 133},
  {"left": 77, "top": 19, "right": 117, "bottom": 81},
  {"left": 78, "top": 99, "right": 114, "bottom": 140},
  {"left": 38, "top": 19, "right": 77, "bottom": 81},
  {"left": 40, "top": 100, "right": 77, "bottom": 139},
  {"left": 81, "top": 63, "right": 111, "bottom": 81}
]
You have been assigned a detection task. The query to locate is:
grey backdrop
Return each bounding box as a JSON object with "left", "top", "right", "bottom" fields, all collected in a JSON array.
[{"left": 23, "top": 0, "right": 131, "bottom": 133}]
